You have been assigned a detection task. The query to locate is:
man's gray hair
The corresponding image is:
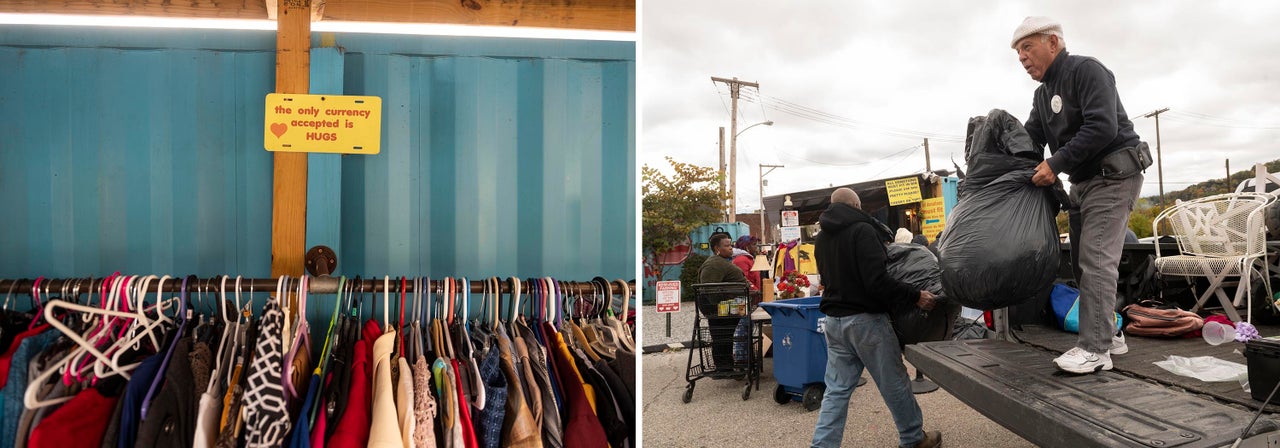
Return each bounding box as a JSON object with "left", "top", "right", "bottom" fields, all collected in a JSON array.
[
  {"left": 831, "top": 187, "right": 861, "bottom": 209},
  {"left": 1040, "top": 33, "right": 1066, "bottom": 51}
]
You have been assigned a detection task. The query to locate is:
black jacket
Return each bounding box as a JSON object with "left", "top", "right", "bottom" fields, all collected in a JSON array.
[
  {"left": 815, "top": 203, "right": 919, "bottom": 317},
  {"left": 1025, "top": 50, "right": 1140, "bottom": 183}
]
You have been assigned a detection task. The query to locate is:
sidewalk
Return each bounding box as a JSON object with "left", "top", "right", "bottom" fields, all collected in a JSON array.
[
  {"left": 640, "top": 305, "right": 1035, "bottom": 447},
  {"left": 641, "top": 301, "right": 700, "bottom": 352}
]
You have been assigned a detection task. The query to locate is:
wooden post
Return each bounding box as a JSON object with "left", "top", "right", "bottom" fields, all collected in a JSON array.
[{"left": 272, "top": 0, "right": 311, "bottom": 278}]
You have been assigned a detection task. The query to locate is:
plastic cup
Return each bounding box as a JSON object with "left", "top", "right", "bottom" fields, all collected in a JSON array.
[{"left": 1203, "top": 321, "right": 1237, "bottom": 346}]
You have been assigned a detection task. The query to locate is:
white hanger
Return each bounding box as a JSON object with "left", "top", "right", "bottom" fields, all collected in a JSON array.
[
  {"left": 96, "top": 275, "right": 177, "bottom": 380},
  {"left": 383, "top": 275, "right": 391, "bottom": 332},
  {"left": 26, "top": 289, "right": 178, "bottom": 408},
  {"left": 612, "top": 279, "right": 636, "bottom": 351},
  {"left": 70, "top": 275, "right": 142, "bottom": 383}
]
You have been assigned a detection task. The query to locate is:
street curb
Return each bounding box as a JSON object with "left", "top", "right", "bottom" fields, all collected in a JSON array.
[{"left": 642, "top": 341, "right": 695, "bottom": 354}]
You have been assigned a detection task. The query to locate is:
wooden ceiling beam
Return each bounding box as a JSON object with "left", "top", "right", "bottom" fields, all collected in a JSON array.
[{"left": 0, "top": 0, "right": 635, "bottom": 31}]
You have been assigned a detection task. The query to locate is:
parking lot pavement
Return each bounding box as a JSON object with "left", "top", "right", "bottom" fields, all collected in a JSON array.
[{"left": 640, "top": 305, "right": 1035, "bottom": 447}]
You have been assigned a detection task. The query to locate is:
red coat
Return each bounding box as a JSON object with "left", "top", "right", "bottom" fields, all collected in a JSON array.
[{"left": 732, "top": 254, "right": 762, "bottom": 291}]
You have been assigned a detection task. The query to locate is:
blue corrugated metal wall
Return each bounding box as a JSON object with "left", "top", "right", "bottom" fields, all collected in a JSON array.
[{"left": 0, "top": 26, "right": 635, "bottom": 282}]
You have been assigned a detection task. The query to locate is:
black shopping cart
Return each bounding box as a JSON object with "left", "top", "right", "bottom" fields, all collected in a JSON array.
[{"left": 683, "top": 282, "right": 763, "bottom": 403}]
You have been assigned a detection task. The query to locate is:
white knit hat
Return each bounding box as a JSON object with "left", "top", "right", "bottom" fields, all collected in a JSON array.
[
  {"left": 1011, "top": 16, "right": 1063, "bottom": 48},
  {"left": 894, "top": 228, "right": 913, "bottom": 244}
]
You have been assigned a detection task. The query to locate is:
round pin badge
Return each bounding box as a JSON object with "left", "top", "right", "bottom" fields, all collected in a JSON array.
[{"left": 1051, "top": 95, "right": 1063, "bottom": 114}]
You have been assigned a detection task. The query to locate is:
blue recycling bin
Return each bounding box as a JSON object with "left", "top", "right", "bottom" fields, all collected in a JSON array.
[{"left": 761, "top": 296, "right": 829, "bottom": 411}]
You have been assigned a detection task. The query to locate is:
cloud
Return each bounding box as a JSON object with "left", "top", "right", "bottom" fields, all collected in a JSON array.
[{"left": 642, "top": 0, "right": 1280, "bottom": 209}]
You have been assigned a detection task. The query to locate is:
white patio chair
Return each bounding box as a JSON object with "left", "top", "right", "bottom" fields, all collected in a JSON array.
[
  {"left": 1235, "top": 163, "right": 1280, "bottom": 280},
  {"left": 1153, "top": 192, "right": 1275, "bottom": 323}
]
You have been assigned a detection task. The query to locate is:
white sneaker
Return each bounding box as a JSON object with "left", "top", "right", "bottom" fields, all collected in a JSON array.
[
  {"left": 1054, "top": 347, "right": 1112, "bottom": 374},
  {"left": 1110, "top": 333, "right": 1128, "bottom": 355}
]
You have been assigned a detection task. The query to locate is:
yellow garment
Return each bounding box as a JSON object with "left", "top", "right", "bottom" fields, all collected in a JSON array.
[
  {"left": 774, "top": 243, "right": 819, "bottom": 277},
  {"left": 550, "top": 330, "right": 597, "bottom": 413},
  {"left": 218, "top": 363, "right": 243, "bottom": 430},
  {"left": 368, "top": 331, "right": 402, "bottom": 448}
]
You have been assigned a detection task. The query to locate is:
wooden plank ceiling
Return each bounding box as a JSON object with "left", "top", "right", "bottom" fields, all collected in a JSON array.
[{"left": 0, "top": 0, "right": 635, "bottom": 31}]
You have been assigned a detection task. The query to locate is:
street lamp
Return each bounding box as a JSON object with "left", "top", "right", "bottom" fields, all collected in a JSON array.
[
  {"left": 759, "top": 163, "right": 783, "bottom": 244},
  {"left": 728, "top": 120, "right": 773, "bottom": 222}
]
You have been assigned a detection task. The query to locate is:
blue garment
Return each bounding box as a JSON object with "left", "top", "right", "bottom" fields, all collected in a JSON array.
[
  {"left": 0, "top": 328, "right": 59, "bottom": 448},
  {"left": 811, "top": 313, "right": 924, "bottom": 448},
  {"left": 473, "top": 348, "right": 507, "bottom": 448},
  {"left": 286, "top": 373, "right": 320, "bottom": 448},
  {"left": 118, "top": 353, "right": 165, "bottom": 448}
]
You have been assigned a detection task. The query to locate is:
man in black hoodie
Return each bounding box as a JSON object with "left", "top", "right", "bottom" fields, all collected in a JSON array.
[{"left": 810, "top": 188, "right": 941, "bottom": 448}]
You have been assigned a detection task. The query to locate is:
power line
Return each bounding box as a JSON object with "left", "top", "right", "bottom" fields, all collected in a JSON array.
[
  {"left": 1161, "top": 111, "right": 1280, "bottom": 130},
  {"left": 777, "top": 144, "right": 922, "bottom": 167},
  {"left": 710, "top": 79, "right": 732, "bottom": 119},
  {"left": 733, "top": 90, "right": 966, "bottom": 142},
  {"left": 867, "top": 147, "right": 922, "bottom": 179}
]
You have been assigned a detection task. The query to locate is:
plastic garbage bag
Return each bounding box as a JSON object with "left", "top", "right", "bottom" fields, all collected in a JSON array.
[
  {"left": 1153, "top": 355, "right": 1248, "bottom": 383},
  {"left": 886, "top": 243, "right": 961, "bottom": 345},
  {"left": 938, "top": 110, "right": 1068, "bottom": 310}
]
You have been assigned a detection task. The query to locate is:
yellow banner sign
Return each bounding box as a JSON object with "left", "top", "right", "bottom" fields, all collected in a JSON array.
[
  {"left": 264, "top": 93, "right": 382, "bottom": 154},
  {"left": 920, "top": 197, "right": 946, "bottom": 242},
  {"left": 885, "top": 177, "right": 922, "bottom": 206}
]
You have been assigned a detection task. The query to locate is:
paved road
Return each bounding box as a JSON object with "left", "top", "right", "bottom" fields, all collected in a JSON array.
[{"left": 640, "top": 305, "right": 1036, "bottom": 447}]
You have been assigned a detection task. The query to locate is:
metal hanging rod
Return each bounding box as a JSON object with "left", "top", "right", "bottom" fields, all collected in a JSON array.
[{"left": 0, "top": 277, "right": 635, "bottom": 296}]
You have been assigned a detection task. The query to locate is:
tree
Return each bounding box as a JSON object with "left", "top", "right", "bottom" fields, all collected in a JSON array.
[{"left": 643, "top": 157, "right": 728, "bottom": 281}]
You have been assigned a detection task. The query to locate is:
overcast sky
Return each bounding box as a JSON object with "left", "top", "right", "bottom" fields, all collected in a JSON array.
[{"left": 640, "top": 0, "right": 1280, "bottom": 214}]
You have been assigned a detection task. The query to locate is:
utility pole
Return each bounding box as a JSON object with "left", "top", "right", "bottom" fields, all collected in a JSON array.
[
  {"left": 759, "top": 164, "right": 784, "bottom": 244},
  {"left": 712, "top": 76, "right": 760, "bottom": 223},
  {"left": 923, "top": 138, "right": 932, "bottom": 172},
  {"left": 1226, "top": 159, "right": 1231, "bottom": 193},
  {"left": 1140, "top": 107, "right": 1170, "bottom": 209},
  {"left": 718, "top": 127, "right": 727, "bottom": 221}
]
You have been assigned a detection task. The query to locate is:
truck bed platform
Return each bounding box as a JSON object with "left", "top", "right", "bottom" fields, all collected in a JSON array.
[{"left": 905, "top": 336, "right": 1280, "bottom": 447}]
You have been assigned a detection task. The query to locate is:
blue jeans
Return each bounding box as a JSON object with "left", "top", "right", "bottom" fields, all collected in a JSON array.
[{"left": 811, "top": 313, "right": 924, "bottom": 448}]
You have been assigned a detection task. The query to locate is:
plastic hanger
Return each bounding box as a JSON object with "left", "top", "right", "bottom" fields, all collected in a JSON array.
[
  {"left": 70, "top": 274, "right": 139, "bottom": 383},
  {"left": 96, "top": 275, "right": 177, "bottom": 380},
  {"left": 140, "top": 275, "right": 193, "bottom": 419},
  {"left": 64, "top": 275, "right": 139, "bottom": 383},
  {"left": 25, "top": 282, "right": 178, "bottom": 408},
  {"left": 612, "top": 279, "right": 636, "bottom": 351},
  {"left": 382, "top": 275, "right": 391, "bottom": 332}
]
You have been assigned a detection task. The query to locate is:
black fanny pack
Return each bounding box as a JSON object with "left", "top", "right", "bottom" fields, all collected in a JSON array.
[{"left": 1099, "top": 142, "right": 1153, "bottom": 179}]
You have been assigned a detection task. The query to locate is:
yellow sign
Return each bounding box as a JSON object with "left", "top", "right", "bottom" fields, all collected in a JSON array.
[
  {"left": 264, "top": 94, "right": 382, "bottom": 154},
  {"left": 920, "top": 197, "right": 946, "bottom": 242},
  {"left": 885, "top": 177, "right": 922, "bottom": 206}
]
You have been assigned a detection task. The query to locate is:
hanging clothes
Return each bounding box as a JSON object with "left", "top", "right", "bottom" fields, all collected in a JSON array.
[
  {"left": 395, "top": 357, "right": 413, "bottom": 448},
  {"left": 241, "top": 298, "right": 290, "bottom": 448},
  {"left": 326, "top": 338, "right": 370, "bottom": 448},
  {"left": 0, "top": 327, "right": 59, "bottom": 448},
  {"left": 27, "top": 387, "right": 120, "bottom": 448},
  {"left": 539, "top": 323, "right": 607, "bottom": 448},
  {"left": 516, "top": 323, "right": 562, "bottom": 448},
  {"left": 135, "top": 336, "right": 197, "bottom": 448},
  {"left": 473, "top": 348, "right": 507, "bottom": 448},
  {"left": 117, "top": 353, "right": 166, "bottom": 448},
  {"left": 495, "top": 332, "right": 540, "bottom": 448},
  {"left": 367, "top": 330, "right": 400, "bottom": 448},
  {"left": 286, "top": 373, "right": 320, "bottom": 448},
  {"left": 410, "top": 357, "right": 436, "bottom": 448}
]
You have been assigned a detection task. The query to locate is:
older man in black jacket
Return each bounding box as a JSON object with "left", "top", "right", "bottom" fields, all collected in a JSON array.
[
  {"left": 809, "top": 187, "right": 941, "bottom": 448},
  {"left": 1014, "top": 16, "right": 1147, "bottom": 374}
]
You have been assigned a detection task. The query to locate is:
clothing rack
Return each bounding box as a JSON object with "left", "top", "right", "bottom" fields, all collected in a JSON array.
[{"left": 0, "top": 276, "right": 636, "bottom": 296}]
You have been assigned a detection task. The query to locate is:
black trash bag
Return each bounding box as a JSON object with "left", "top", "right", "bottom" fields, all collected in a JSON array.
[
  {"left": 886, "top": 243, "right": 962, "bottom": 345},
  {"left": 939, "top": 109, "right": 1068, "bottom": 310}
]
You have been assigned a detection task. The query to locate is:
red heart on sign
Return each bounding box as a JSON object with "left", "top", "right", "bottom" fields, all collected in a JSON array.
[{"left": 270, "top": 123, "right": 288, "bottom": 138}]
